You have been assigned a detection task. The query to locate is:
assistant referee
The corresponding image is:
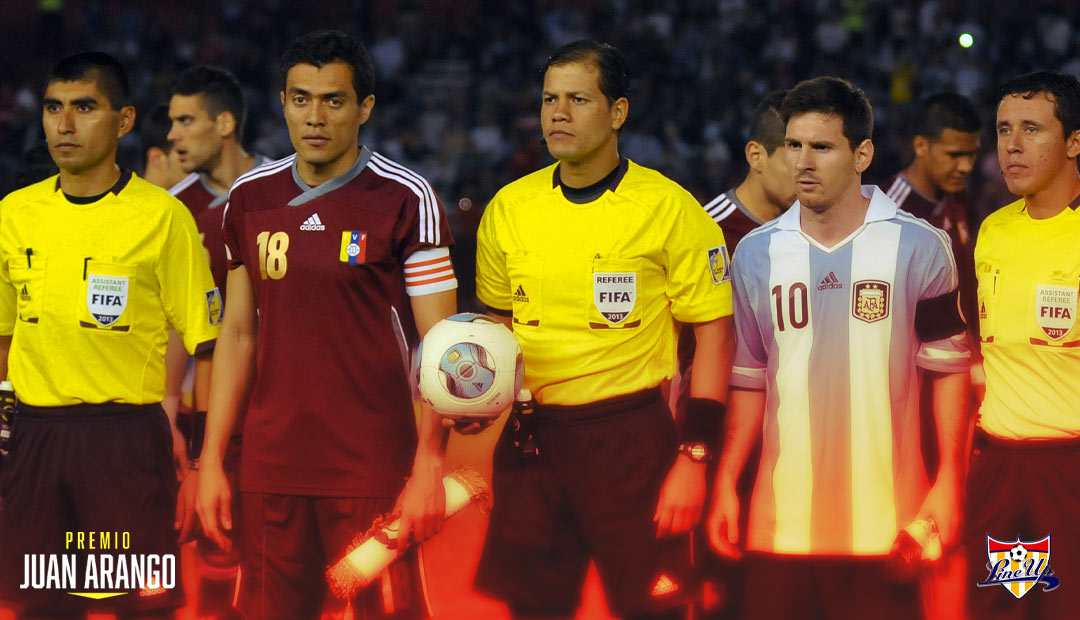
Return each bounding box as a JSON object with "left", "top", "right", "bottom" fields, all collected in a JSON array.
[
  {"left": 473, "top": 40, "right": 734, "bottom": 619},
  {"left": 0, "top": 52, "right": 218, "bottom": 617}
]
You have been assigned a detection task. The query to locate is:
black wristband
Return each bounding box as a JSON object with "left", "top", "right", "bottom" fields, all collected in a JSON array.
[
  {"left": 188, "top": 411, "right": 206, "bottom": 460},
  {"left": 682, "top": 398, "right": 725, "bottom": 444}
]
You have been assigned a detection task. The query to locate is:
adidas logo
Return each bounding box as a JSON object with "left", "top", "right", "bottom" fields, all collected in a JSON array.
[
  {"left": 299, "top": 213, "right": 326, "bottom": 231},
  {"left": 817, "top": 271, "right": 842, "bottom": 291},
  {"left": 511, "top": 285, "right": 529, "bottom": 303},
  {"left": 651, "top": 573, "right": 679, "bottom": 597}
]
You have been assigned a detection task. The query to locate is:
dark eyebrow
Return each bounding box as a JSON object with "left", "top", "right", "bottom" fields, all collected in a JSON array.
[
  {"left": 42, "top": 98, "right": 61, "bottom": 106},
  {"left": 72, "top": 97, "right": 99, "bottom": 107}
]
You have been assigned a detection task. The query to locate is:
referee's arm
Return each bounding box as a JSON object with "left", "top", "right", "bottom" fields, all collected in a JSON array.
[
  {"left": 196, "top": 265, "right": 258, "bottom": 552},
  {"left": 655, "top": 316, "right": 734, "bottom": 538}
]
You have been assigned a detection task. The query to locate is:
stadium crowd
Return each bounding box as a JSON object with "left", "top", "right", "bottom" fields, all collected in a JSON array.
[{"left": 2, "top": 0, "right": 1077, "bottom": 216}]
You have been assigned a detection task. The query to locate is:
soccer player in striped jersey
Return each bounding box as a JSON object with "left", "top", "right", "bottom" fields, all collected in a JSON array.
[
  {"left": 707, "top": 77, "right": 971, "bottom": 620},
  {"left": 197, "top": 31, "right": 455, "bottom": 619},
  {"left": 166, "top": 65, "right": 268, "bottom": 620},
  {"left": 701, "top": 90, "right": 796, "bottom": 250},
  {"left": 880, "top": 93, "right": 982, "bottom": 620},
  {"left": 967, "top": 70, "right": 1080, "bottom": 619}
]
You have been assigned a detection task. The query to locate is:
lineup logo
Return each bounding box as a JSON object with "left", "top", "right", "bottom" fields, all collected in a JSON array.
[
  {"left": 20, "top": 531, "right": 177, "bottom": 600},
  {"left": 977, "top": 534, "right": 1059, "bottom": 599}
]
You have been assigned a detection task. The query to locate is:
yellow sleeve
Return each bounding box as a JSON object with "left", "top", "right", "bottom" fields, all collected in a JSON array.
[
  {"left": 157, "top": 200, "right": 221, "bottom": 354},
  {"left": 664, "top": 191, "right": 734, "bottom": 323},
  {"left": 0, "top": 197, "right": 15, "bottom": 336},
  {"left": 475, "top": 196, "right": 512, "bottom": 311}
]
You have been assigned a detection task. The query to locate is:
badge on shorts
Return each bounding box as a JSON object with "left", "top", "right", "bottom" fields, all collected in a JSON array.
[
  {"left": 339, "top": 230, "right": 367, "bottom": 265},
  {"left": 593, "top": 272, "right": 636, "bottom": 324},
  {"left": 1035, "top": 285, "right": 1076, "bottom": 340},
  {"left": 206, "top": 287, "right": 223, "bottom": 325},
  {"left": 707, "top": 245, "right": 731, "bottom": 284},
  {"left": 86, "top": 274, "right": 129, "bottom": 327},
  {"left": 852, "top": 280, "right": 890, "bottom": 323},
  {"left": 977, "top": 534, "right": 1058, "bottom": 598}
]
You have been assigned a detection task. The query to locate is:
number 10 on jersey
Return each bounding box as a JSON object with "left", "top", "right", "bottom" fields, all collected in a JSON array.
[
  {"left": 257, "top": 231, "right": 290, "bottom": 280},
  {"left": 772, "top": 282, "right": 809, "bottom": 331}
]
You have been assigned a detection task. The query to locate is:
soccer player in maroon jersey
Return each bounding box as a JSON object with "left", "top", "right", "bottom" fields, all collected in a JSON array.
[
  {"left": 683, "top": 91, "right": 796, "bottom": 617},
  {"left": 142, "top": 103, "right": 188, "bottom": 190},
  {"left": 881, "top": 92, "right": 981, "bottom": 362},
  {"left": 166, "top": 65, "right": 267, "bottom": 620},
  {"left": 196, "top": 31, "right": 456, "bottom": 618},
  {"left": 879, "top": 94, "right": 981, "bottom": 620},
  {"left": 701, "top": 90, "right": 797, "bottom": 250}
]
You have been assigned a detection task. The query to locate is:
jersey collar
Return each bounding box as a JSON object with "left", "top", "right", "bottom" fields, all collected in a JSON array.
[
  {"left": 777, "top": 185, "right": 896, "bottom": 231},
  {"left": 288, "top": 146, "right": 372, "bottom": 206}
]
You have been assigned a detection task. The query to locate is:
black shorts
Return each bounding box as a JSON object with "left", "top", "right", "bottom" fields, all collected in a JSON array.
[
  {"left": 237, "top": 493, "right": 429, "bottom": 620},
  {"left": 474, "top": 388, "right": 696, "bottom": 617},
  {"left": 742, "top": 553, "right": 919, "bottom": 620},
  {"left": 0, "top": 403, "right": 184, "bottom": 615},
  {"left": 965, "top": 431, "right": 1080, "bottom": 620}
]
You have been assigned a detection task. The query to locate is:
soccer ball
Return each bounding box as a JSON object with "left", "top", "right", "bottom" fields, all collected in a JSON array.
[
  {"left": 1010, "top": 544, "right": 1027, "bottom": 563},
  {"left": 417, "top": 313, "right": 523, "bottom": 419}
]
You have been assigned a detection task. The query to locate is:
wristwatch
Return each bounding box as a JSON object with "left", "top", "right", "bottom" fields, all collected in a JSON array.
[{"left": 678, "top": 441, "right": 711, "bottom": 463}]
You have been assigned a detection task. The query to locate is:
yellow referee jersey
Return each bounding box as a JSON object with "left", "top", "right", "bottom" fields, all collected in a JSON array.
[
  {"left": 0, "top": 172, "right": 220, "bottom": 407},
  {"left": 975, "top": 198, "right": 1080, "bottom": 439},
  {"left": 476, "top": 159, "right": 733, "bottom": 405}
]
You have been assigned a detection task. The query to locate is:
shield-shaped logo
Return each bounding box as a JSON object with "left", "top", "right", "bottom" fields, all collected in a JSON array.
[
  {"left": 86, "top": 274, "right": 129, "bottom": 327},
  {"left": 1035, "top": 285, "right": 1076, "bottom": 340},
  {"left": 852, "top": 280, "right": 890, "bottom": 323},
  {"left": 206, "top": 288, "right": 223, "bottom": 325},
  {"left": 593, "top": 272, "right": 636, "bottom": 324},
  {"left": 707, "top": 245, "right": 731, "bottom": 285},
  {"left": 983, "top": 535, "right": 1052, "bottom": 599}
]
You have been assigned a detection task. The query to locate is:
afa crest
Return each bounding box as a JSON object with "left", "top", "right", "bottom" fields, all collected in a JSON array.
[
  {"left": 852, "top": 280, "right": 890, "bottom": 323},
  {"left": 978, "top": 534, "right": 1058, "bottom": 599}
]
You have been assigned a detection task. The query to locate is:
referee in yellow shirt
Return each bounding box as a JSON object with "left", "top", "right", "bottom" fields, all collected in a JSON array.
[
  {"left": 967, "top": 70, "right": 1080, "bottom": 618},
  {"left": 0, "top": 52, "right": 218, "bottom": 617},
  {"left": 473, "top": 40, "right": 734, "bottom": 619}
]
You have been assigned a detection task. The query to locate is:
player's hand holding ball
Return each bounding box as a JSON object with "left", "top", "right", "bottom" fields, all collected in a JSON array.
[{"left": 417, "top": 313, "right": 523, "bottom": 434}]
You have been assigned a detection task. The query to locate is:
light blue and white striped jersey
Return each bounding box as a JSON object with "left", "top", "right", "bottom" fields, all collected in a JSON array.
[{"left": 731, "top": 185, "right": 969, "bottom": 556}]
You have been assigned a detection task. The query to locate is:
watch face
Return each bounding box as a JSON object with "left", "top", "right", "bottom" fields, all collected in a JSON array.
[{"left": 681, "top": 442, "right": 709, "bottom": 462}]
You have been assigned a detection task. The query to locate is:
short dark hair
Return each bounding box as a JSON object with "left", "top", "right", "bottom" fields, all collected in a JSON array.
[
  {"left": 141, "top": 104, "right": 173, "bottom": 154},
  {"left": 911, "top": 92, "right": 980, "bottom": 141},
  {"left": 998, "top": 70, "right": 1080, "bottom": 138},
  {"left": 748, "top": 90, "right": 788, "bottom": 153},
  {"left": 280, "top": 30, "right": 375, "bottom": 101},
  {"left": 781, "top": 76, "right": 873, "bottom": 150},
  {"left": 170, "top": 65, "right": 247, "bottom": 142},
  {"left": 542, "top": 40, "right": 630, "bottom": 104},
  {"left": 45, "top": 51, "right": 131, "bottom": 109}
]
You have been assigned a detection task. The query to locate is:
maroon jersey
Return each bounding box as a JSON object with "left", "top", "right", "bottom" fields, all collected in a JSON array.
[
  {"left": 170, "top": 173, "right": 229, "bottom": 295},
  {"left": 223, "top": 148, "right": 455, "bottom": 496},
  {"left": 702, "top": 188, "right": 764, "bottom": 252},
  {"left": 170, "top": 156, "right": 272, "bottom": 296},
  {"left": 881, "top": 172, "right": 979, "bottom": 343}
]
